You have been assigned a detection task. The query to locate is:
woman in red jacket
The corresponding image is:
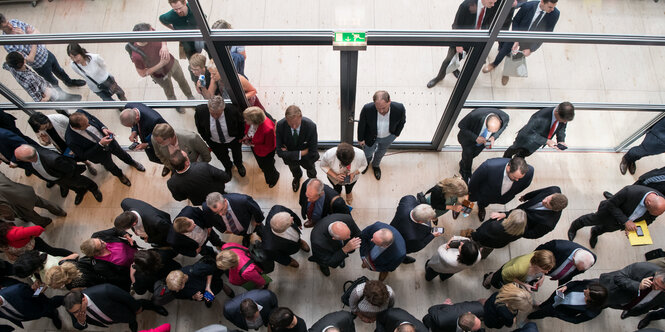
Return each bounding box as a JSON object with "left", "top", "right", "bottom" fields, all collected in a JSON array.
[
  {"left": 0, "top": 222, "right": 73, "bottom": 261},
  {"left": 216, "top": 242, "right": 270, "bottom": 290},
  {"left": 242, "top": 106, "right": 280, "bottom": 187}
]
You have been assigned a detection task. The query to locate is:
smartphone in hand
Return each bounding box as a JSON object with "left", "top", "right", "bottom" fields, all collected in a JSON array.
[
  {"left": 556, "top": 143, "right": 568, "bottom": 150},
  {"left": 431, "top": 227, "right": 444, "bottom": 234}
]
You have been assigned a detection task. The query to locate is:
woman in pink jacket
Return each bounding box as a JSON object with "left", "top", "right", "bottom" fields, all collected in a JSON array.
[{"left": 216, "top": 243, "right": 269, "bottom": 290}]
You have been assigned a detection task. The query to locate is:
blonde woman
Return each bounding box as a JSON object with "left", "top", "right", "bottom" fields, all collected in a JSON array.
[
  {"left": 217, "top": 243, "right": 270, "bottom": 290},
  {"left": 44, "top": 261, "right": 95, "bottom": 291},
  {"left": 419, "top": 177, "right": 468, "bottom": 218},
  {"left": 483, "top": 283, "right": 533, "bottom": 329},
  {"left": 242, "top": 107, "right": 279, "bottom": 187},
  {"left": 483, "top": 249, "right": 555, "bottom": 291},
  {"left": 469, "top": 209, "right": 527, "bottom": 250}
]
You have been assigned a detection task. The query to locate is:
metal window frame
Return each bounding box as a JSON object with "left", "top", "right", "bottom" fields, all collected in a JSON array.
[{"left": 0, "top": 0, "right": 663, "bottom": 152}]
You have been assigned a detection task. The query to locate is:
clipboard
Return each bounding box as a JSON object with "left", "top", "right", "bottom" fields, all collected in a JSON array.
[{"left": 627, "top": 220, "right": 653, "bottom": 246}]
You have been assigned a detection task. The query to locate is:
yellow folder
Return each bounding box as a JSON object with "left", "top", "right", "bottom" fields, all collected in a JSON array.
[{"left": 628, "top": 220, "right": 653, "bottom": 246}]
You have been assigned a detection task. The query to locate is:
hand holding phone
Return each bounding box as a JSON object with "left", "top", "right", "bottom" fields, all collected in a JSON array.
[
  {"left": 556, "top": 143, "right": 568, "bottom": 150},
  {"left": 203, "top": 291, "right": 215, "bottom": 302},
  {"left": 431, "top": 227, "right": 444, "bottom": 234},
  {"left": 128, "top": 142, "right": 139, "bottom": 150},
  {"left": 555, "top": 288, "right": 565, "bottom": 299},
  {"left": 33, "top": 286, "right": 44, "bottom": 297}
]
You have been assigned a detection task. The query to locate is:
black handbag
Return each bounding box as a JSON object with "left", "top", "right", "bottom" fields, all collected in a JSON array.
[
  {"left": 226, "top": 243, "right": 275, "bottom": 274},
  {"left": 73, "top": 62, "right": 113, "bottom": 91},
  {"left": 341, "top": 276, "right": 368, "bottom": 306}
]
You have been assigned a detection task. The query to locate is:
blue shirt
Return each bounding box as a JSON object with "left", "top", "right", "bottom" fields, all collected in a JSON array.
[{"left": 628, "top": 192, "right": 654, "bottom": 222}]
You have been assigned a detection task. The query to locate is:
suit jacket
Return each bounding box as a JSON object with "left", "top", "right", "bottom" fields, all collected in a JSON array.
[
  {"left": 308, "top": 311, "right": 356, "bottom": 332},
  {"left": 167, "top": 206, "right": 218, "bottom": 257},
  {"left": 598, "top": 184, "right": 659, "bottom": 227},
  {"left": 310, "top": 213, "right": 361, "bottom": 268},
  {"left": 89, "top": 228, "right": 136, "bottom": 291},
  {"left": 357, "top": 101, "right": 406, "bottom": 147},
  {"left": 389, "top": 195, "right": 434, "bottom": 253},
  {"left": 299, "top": 178, "right": 350, "bottom": 222},
  {"left": 18, "top": 145, "right": 80, "bottom": 182},
  {"left": 125, "top": 102, "right": 167, "bottom": 144},
  {"left": 0, "top": 171, "right": 41, "bottom": 222},
  {"left": 471, "top": 217, "right": 522, "bottom": 248},
  {"left": 511, "top": 0, "right": 560, "bottom": 52},
  {"left": 457, "top": 108, "right": 510, "bottom": 147},
  {"left": 537, "top": 279, "right": 603, "bottom": 324},
  {"left": 69, "top": 283, "right": 141, "bottom": 330},
  {"left": 259, "top": 205, "right": 303, "bottom": 261},
  {"left": 359, "top": 222, "right": 406, "bottom": 272},
  {"left": 535, "top": 240, "right": 595, "bottom": 285},
  {"left": 0, "top": 128, "right": 28, "bottom": 164},
  {"left": 376, "top": 308, "right": 428, "bottom": 332},
  {"left": 509, "top": 186, "right": 562, "bottom": 239},
  {"left": 599, "top": 262, "right": 663, "bottom": 311},
  {"left": 0, "top": 282, "right": 57, "bottom": 328},
  {"left": 65, "top": 109, "right": 114, "bottom": 163},
  {"left": 194, "top": 103, "right": 245, "bottom": 146},
  {"left": 512, "top": 107, "right": 567, "bottom": 154},
  {"left": 120, "top": 198, "right": 172, "bottom": 246},
  {"left": 154, "top": 130, "right": 211, "bottom": 171},
  {"left": 223, "top": 289, "right": 278, "bottom": 330},
  {"left": 468, "top": 157, "right": 534, "bottom": 205},
  {"left": 636, "top": 166, "right": 665, "bottom": 196},
  {"left": 202, "top": 193, "right": 264, "bottom": 235},
  {"left": 422, "top": 301, "right": 484, "bottom": 332},
  {"left": 245, "top": 118, "right": 276, "bottom": 157},
  {"left": 166, "top": 162, "right": 230, "bottom": 205},
  {"left": 275, "top": 116, "right": 320, "bottom": 163}
]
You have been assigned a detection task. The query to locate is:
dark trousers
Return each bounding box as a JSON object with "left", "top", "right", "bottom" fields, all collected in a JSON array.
[
  {"left": 327, "top": 176, "right": 357, "bottom": 194},
  {"left": 253, "top": 149, "right": 279, "bottom": 186},
  {"left": 432, "top": 47, "right": 458, "bottom": 83},
  {"left": 285, "top": 157, "right": 317, "bottom": 179},
  {"left": 273, "top": 252, "right": 294, "bottom": 266},
  {"left": 144, "top": 145, "right": 161, "bottom": 164},
  {"left": 459, "top": 144, "right": 485, "bottom": 180},
  {"left": 491, "top": 42, "right": 514, "bottom": 67},
  {"left": 210, "top": 139, "right": 243, "bottom": 173},
  {"left": 624, "top": 131, "right": 665, "bottom": 164},
  {"left": 424, "top": 265, "right": 454, "bottom": 282},
  {"left": 503, "top": 145, "right": 533, "bottom": 159},
  {"left": 56, "top": 174, "right": 98, "bottom": 196},
  {"left": 527, "top": 292, "right": 559, "bottom": 320},
  {"left": 93, "top": 76, "right": 127, "bottom": 101},
  {"left": 572, "top": 209, "right": 623, "bottom": 237},
  {"left": 34, "top": 237, "right": 74, "bottom": 257},
  {"left": 95, "top": 140, "right": 137, "bottom": 177},
  {"left": 490, "top": 266, "right": 505, "bottom": 289},
  {"left": 20, "top": 195, "right": 63, "bottom": 226},
  {"left": 32, "top": 51, "right": 75, "bottom": 86}
]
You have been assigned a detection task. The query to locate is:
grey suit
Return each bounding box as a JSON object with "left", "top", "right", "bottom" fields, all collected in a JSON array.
[
  {"left": 154, "top": 130, "right": 211, "bottom": 171},
  {"left": 599, "top": 262, "right": 664, "bottom": 316}
]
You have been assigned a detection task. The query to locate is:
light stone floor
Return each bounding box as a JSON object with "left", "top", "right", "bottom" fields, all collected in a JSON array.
[{"left": 0, "top": 0, "right": 664, "bottom": 331}]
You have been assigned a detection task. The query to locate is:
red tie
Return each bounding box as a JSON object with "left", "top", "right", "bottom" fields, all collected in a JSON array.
[
  {"left": 307, "top": 202, "right": 315, "bottom": 221},
  {"left": 476, "top": 7, "right": 486, "bottom": 29},
  {"left": 547, "top": 121, "right": 558, "bottom": 139},
  {"left": 623, "top": 288, "right": 652, "bottom": 310},
  {"left": 551, "top": 260, "right": 575, "bottom": 280}
]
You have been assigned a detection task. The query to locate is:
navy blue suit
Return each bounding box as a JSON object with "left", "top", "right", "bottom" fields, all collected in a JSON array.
[
  {"left": 68, "top": 284, "right": 142, "bottom": 332},
  {"left": 535, "top": 240, "right": 596, "bottom": 285},
  {"left": 120, "top": 198, "right": 172, "bottom": 246},
  {"left": 508, "top": 186, "right": 562, "bottom": 239},
  {"left": 0, "top": 282, "right": 61, "bottom": 329},
  {"left": 389, "top": 195, "right": 434, "bottom": 253},
  {"left": 125, "top": 102, "right": 167, "bottom": 163},
  {"left": 468, "top": 157, "right": 534, "bottom": 208},
  {"left": 625, "top": 117, "right": 665, "bottom": 164},
  {"left": 528, "top": 279, "right": 604, "bottom": 324},
  {"left": 0, "top": 128, "right": 28, "bottom": 164},
  {"left": 359, "top": 222, "right": 406, "bottom": 272},
  {"left": 168, "top": 206, "right": 222, "bottom": 257},
  {"left": 223, "top": 289, "right": 278, "bottom": 330},
  {"left": 202, "top": 193, "right": 264, "bottom": 236},
  {"left": 259, "top": 205, "right": 303, "bottom": 266}
]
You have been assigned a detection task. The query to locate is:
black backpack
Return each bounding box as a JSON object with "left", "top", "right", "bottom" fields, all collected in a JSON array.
[
  {"left": 341, "top": 276, "right": 368, "bottom": 306},
  {"left": 225, "top": 243, "right": 275, "bottom": 274},
  {"left": 125, "top": 43, "right": 147, "bottom": 62}
]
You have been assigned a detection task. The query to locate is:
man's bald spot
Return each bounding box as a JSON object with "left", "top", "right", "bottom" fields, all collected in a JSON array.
[
  {"left": 331, "top": 221, "right": 351, "bottom": 240},
  {"left": 486, "top": 115, "right": 501, "bottom": 132},
  {"left": 376, "top": 228, "right": 394, "bottom": 247},
  {"left": 14, "top": 144, "right": 36, "bottom": 161},
  {"left": 647, "top": 193, "right": 665, "bottom": 216}
]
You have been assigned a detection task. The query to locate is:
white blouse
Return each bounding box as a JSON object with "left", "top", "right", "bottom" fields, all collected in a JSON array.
[
  {"left": 319, "top": 146, "right": 368, "bottom": 185},
  {"left": 69, "top": 53, "right": 110, "bottom": 92}
]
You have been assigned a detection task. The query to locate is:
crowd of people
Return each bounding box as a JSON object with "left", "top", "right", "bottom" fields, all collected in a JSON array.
[{"left": 1, "top": 0, "right": 665, "bottom": 332}]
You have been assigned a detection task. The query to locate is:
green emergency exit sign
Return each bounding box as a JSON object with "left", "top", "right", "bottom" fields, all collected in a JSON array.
[{"left": 333, "top": 32, "right": 367, "bottom": 50}]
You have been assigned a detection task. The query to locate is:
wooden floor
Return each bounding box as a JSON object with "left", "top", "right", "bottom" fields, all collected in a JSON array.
[{"left": 0, "top": 0, "right": 664, "bottom": 331}]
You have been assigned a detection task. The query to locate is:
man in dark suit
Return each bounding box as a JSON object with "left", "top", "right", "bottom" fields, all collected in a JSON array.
[
  {"left": 258, "top": 205, "right": 310, "bottom": 268},
  {"left": 308, "top": 213, "right": 361, "bottom": 277},
  {"left": 622, "top": 117, "right": 665, "bottom": 175},
  {"left": 360, "top": 222, "right": 407, "bottom": 281},
  {"left": 0, "top": 170, "right": 66, "bottom": 227},
  {"left": 599, "top": 262, "right": 665, "bottom": 319},
  {"left": 503, "top": 102, "right": 574, "bottom": 159},
  {"left": 568, "top": 184, "right": 665, "bottom": 248},
  {"left": 308, "top": 311, "right": 356, "bottom": 332},
  {"left": 605, "top": 167, "right": 665, "bottom": 200},
  {"left": 0, "top": 282, "right": 62, "bottom": 329},
  {"left": 0, "top": 128, "right": 28, "bottom": 167},
  {"left": 194, "top": 96, "right": 246, "bottom": 178},
  {"left": 390, "top": 195, "right": 441, "bottom": 263},
  {"left": 299, "top": 178, "right": 350, "bottom": 228},
  {"left": 527, "top": 279, "right": 607, "bottom": 324},
  {"left": 14, "top": 144, "right": 102, "bottom": 205},
  {"left": 427, "top": 0, "right": 512, "bottom": 88},
  {"left": 492, "top": 186, "right": 567, "bottom": 239},
  {"left": 375, "top": 308, "right": 428, "bottom": 332},
  {"left": 276, "top": 105, "right": 320, "bottom": 192},
  {"left": 456, "top": 108, "right": 510, "bottom": 182},
  {"left": 119, "top": 102, "right": 168, "bottom": 175},
  {"left": 422, "top": 299, "right": 484, "bottom": 332},
  {"left": 168, "top": 206, "right": 222, "bottom": 257},
  {"left": 201, "top": 191, "right": 264, "bottom": 247},
  {"left": 65, "top": 109, "right": 144, "bottom": 186},
  {"left": 166, "top": 149, "right": 231, "bottom": 205},
  {"left": 468, "top": 156, "right": 534, "bottom": 221},
  {"left": 223, "top": 289, "right": 278, "bottom": 331},
  {"left": 483, "top": 0, "right": 560, "bottom": 85},
  {"left": 0, "top": 110, "right": 38, "bottom": 146},
  {"left": 535, "top": 240, "right": 596, "bottom": 285},
  {"left": 114, "top": 198, "right": 172, "bottom": 247},
  {"left": 63, "top": 283, "right": 167, "bottom": 332},
  {"left": 357, "top": 91, "right": 406, "bottom": 180}
]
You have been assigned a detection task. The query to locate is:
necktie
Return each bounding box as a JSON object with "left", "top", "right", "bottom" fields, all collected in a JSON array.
[
  {"left": 547, "top": 121, "right": 558, "bottom": 139},
  {"left": 551, "top": 260, "right": 576, "bottom": 280},
  {"left": 476, "top": 7, "right": 486, "bottom": 29},
  {"left": 47, "top": 127, "right": 67, "bottom": 151},
  {"left": 307, "top": 202, "right": 316, "bottom": 221},
  {"left": 86, "top": 307, "right": 112, "bottom": 325},
  {"left": 215, "top": 117, "right": 226, "bottom": 143},
  {"left": 86, "top": 128, "right": 102, "bottom": 143},
  {"left": 529, "top": 10, "right": 545, "bottom": 31},
  {"left": 292, "top": 129, "right": 299, "bottom": 145},
  {"left": 644, "top": 175, "right": 665, "bottom": 185},
  {"left": 226, "top": 211, "right": 238, "bottom": 233},
  {"left": 623, "top": 288, "right": 652, "bottom": 310},
  {"left": 136, "top": 121, "right": 143, "bottom": 140}
]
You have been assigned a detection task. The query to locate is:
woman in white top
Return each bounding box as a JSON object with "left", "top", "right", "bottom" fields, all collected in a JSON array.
[
  {"left": 320, "top": 142, "right": 367, "bottom": 204},
  {"left": 66, "top": 43, "right": 127, "bottom": 101},
  {"left": 425, "top": 236, "right": 481, "bottom": 282},
  {"left": 348, "top": 280, "right": 395, "bottom": 323}
]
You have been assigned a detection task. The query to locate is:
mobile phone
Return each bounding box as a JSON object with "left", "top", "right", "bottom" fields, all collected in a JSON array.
[
  {"left": 204, "top": 291, "right": 215, "bottom": 302},
  {"left": 128, "top": 142, "right": 139, "bottom": 150},
  {"left": 33, "top": 286, "right": 44, "bottom": 297},
  {"left": 431, "top": 227, "right": 444, "bottom": 234},
  {"left": 485, "top": 141, "right": 492, "bottom": 149},
  {"left": 343, "top": 175, "right": 351, "bottom": 184},
  {"left": 107, "top": 134, "right": 114, "bottom": 140},
  {"left": 555, "top": 289, "right": 565, "bottom": 299},
  {"left": 636, "top": 226, "right": 644, "bottom": 237},
  {"left": 556, "top": 143, "right": 568, "bottom": 150}
]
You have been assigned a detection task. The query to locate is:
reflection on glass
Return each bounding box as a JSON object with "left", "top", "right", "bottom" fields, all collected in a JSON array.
[
  {"left": 210, "top": 19, "right": 246, "bottom": 78},
  {"left": 66, "top": 43, "right": 128, "bottom": 102},
  {"left": 158, "top": 0, "right": 204, "bottom": 59}
]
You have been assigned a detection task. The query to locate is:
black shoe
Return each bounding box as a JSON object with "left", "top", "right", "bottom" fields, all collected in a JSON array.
[
  {"left": 46, "top": 181, "right": 55, "bottom": 188},
  {"left": 589, "top": 228, "right": 599, "bottom": 249},
  {"left": 237, "top": 164, "right": 246, "bottom": 177},
  {"left": 477, "top": 207, "right": 486, "bottom": 222},
  {"left": 60, "top": 186, "right": 68, "bottom": 198},
  {"left": 133, "top": 162, "right": 145, "bottom": 172},
  {"left": 86, "top": 163, "right": 97, "bottom": 176},
  {"left": 452, "top": 211, "right": 460, "bottom": 219},
  {"left": 51, "top": 315, "right": 62, "bottom": 329},
  {"left": 119, "top": 175, "right": 131, "bottom": 186},
  {"left": 403, "top": 256, "right": 416, "bottom": 264},
  {"left": 292, "top": 178, "right": 301, "bottom": 192},
  {"left": 65, "top": 79, "right": 86, "bottom": 87},
  {"left": 53, "top": 207, "right": 67, "bottom": 217},
  {"left": 453, "top": 70, "right": 461, "bottom": 78},
  {"left": 482, "top": 272, "right": 492, "bottom": 289},
  {"left": 638, "top": 312, "right": 655, "bottom": 329},
  {"left": 603, "top": 191, "right": 613, "bottom": 200},
  {"left": 152, "top": 306, "right": 169, "bottom": 316},
  {"left": 268, "top": 172, "right": 280, "bottom": 188},
  {"left": 339, "top": 260, "right": 345, "bottom": 268},
  {"left": 567, "top": 226, "right": 578, "bottom": 241},
  {"left": 175, "top": 107, "right": 185, "bottom": 114},
  {"left": 205, "top": 300, "right": 213, "bottom": 308},
  {"left": 373, "top": 167, "right": 381, "bottom": 180},
  {"left": 620, "top": 157, "right": 628, "bottom": 175},
  {"left": 361, "top": 165, "right": 369, "bottom": 174},
  {"left": 426, "top": 78, "right": 439, "bottom": 88},
  {"left": 629, "top": 162, "right": 637, "bottom": 175},
  {"left": 74, "top": 193, "right": 85, "bottom": 205},
  {"left": 161, "top": 166, "right": 170, "bottom": 177},
  {"left": 621, "top": 310, "right": 629, "bottom": 320},
  {"left": 319, "top": 265, "right": 331, "bottom": 277},
  {"left": 92, "top": 189, "right": 103, "bottom": 202}
]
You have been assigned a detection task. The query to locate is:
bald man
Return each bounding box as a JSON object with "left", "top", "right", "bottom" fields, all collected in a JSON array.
[
  {"left": 535, "top": 240, "right": 596, "bottom": 285},
  {"left": 456, "top": 108, "right": 509, "bottom": 182},
  {"left": 119, "top": 103, "right": 167, "bottom": 174},
  {"left": 309, "top": 214, "right": 361, "bottom": 277},
  {"left": 569, "top": 185, "right": 665, "bottom": 248},
  {"left": 14, "top": 144, "right": 102, "bottom": 205},
  {"left": 359, "top": 222, "right": 407, "bottom": 281}
]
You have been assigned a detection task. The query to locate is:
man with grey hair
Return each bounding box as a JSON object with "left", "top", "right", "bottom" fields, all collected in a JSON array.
[
  {"left": 357, "top": 90, "right": 406, "bottom": 181},
  {"left": 390, "top": 195, "right": 442, "bottom": 264},
  {"left": 299, "top": 178, "right": 350, "bottom": 228},
  {"left": 535, "top": 239, "right": 596, "bottom": 285},
  {"left": 119, "top": 102, "right": 168, "bottom": 175},
  {"left": 360, "top": 222, "right": 407, "bottom": 281},
  {"left": 257, "top": 205, "right": 310, "bottom": 268},
  {"left": 201, "top": 191, "right": 264, "bottom": 247},
  {"left": 600, "top": 262, "right": 665, "bottom": 320},
  {"left": 276, "top": 105, "right": 320, "bottom": 192},
  {"left": 309, "top": 213, "right": 361, "bottom": 276},
  {"left": 194, "top": 95, "right": 246, "bottom": 178}
]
